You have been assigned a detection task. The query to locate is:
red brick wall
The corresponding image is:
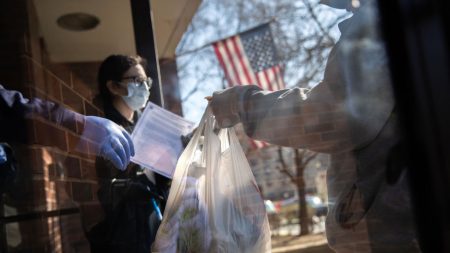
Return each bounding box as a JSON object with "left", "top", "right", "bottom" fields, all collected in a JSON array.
[{"left": 0, "top": 1, "right": 103, "bottom": 252}]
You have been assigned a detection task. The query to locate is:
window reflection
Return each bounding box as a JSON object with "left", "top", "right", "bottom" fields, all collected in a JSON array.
[{"left": 0, "top": 0, "right": 428, "bottom": 252}]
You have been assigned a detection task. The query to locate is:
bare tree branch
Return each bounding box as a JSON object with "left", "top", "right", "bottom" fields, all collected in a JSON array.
[
  {"left": 302, "top": 0, "right": 335, "bottom": 44},
  {"left": 302, "top": 151, "right": 318, "bottom": 166},
  {"left": 277, "top": 147, "right": 296, "bottom": 182}
]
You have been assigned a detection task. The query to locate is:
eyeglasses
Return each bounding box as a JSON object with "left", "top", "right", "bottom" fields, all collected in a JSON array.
[{"left": 120, "top": 76, "right": 153, "bottom": 89}]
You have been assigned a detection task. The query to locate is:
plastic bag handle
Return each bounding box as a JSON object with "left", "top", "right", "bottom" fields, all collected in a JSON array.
[{"left": 164, "top": 106, "right": 214, "bottom": 206}]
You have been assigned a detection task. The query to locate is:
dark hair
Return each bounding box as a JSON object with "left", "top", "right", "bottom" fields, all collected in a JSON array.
[{"left": 96, "top": 54, "right": 147, "bottom": 108}]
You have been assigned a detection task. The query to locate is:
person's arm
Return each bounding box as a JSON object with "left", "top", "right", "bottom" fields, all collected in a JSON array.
[
  {"left": 0, "top": 85, "right": 134, "bottom": 170},
  {"left": 210, "top": 83, "right": 350, "bottom": 152},
  {"left": 0, "top": 85, "right": 84, "bottom": 133}
]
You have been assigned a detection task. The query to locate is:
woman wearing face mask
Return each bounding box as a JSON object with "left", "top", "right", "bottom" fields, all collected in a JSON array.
[{"left": 86, "top": 55, "right": 170, "bottom": 253}]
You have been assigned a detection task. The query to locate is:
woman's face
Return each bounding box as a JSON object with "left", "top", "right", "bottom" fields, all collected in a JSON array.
[
  {"left": 119, "top": 64, "right": 152, "bottom": 111},
  {"left": 118, "top": 64, "right": 148, "bottom": 96},
  {"left": 107, "top": 64, "right": 148, "bottom": 97},
  {"left": 122, "top": 64, "right": 147, "bottom": 87},
  {"left": 107, "top": 63, "right": 152, "bottom": 111}
]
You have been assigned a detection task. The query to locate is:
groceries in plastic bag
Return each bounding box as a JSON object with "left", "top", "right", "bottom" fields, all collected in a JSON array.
[{"left": 153, "top": 107, "right": 271, "bottom": 253}]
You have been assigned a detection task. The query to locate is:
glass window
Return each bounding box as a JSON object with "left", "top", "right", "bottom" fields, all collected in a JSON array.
[
  {"left": 177, "top": 0, "right": 422, "bottom": 252},
  {"left": 3, "top": 0, "right": 450, "bottom": 252}
]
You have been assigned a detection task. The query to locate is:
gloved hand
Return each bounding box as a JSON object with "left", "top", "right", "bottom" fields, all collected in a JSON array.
[
  {"left": 79, "top": 116, "right": 135, "bottom": 170},
  {"left": 209, "top": 85, "right": 260, "bottom": 128}
]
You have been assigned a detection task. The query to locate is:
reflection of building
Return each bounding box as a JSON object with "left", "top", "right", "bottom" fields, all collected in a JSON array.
[
  {"left": 235, "top": 125, "right": 330, "bottom": 202},
  {"left": 0, "top": 0, "right": 199, "bottom": 251}
]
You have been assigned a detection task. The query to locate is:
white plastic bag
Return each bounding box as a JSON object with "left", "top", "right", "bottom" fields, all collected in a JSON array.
[{"left": 153, "top": 107, "right": 271, "bottom": 253}]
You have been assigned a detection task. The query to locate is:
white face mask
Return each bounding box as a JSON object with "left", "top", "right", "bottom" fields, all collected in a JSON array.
[{"left": 121, "top": 79, "right": 151, "bottom": 110}]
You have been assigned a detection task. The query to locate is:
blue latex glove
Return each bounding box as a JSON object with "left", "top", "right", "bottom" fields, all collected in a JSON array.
[{"left": 80, "top": 116, "right": 135, "bottom": 170}]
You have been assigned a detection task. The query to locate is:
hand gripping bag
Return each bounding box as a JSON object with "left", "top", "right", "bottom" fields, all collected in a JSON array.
[{"left": 153, "top": 107, "right": 271, "bottom": 253}]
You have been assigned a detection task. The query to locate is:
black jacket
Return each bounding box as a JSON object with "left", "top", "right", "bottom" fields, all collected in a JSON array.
[{"left": 88, "top": 105, "right": 170, "bottom": 253}]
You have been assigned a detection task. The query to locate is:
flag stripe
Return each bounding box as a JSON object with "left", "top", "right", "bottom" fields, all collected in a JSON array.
[
  {"left": 214, "top": 42, "right": 233, "bottom": 85},
  {"left": 274, "top": 66, "right": 282, "bottom": 90},
  {"left": 216, "top": 41, "right": 239, "bottom": 85},
  {"left": 222, "top": 40, "right": 240, "bottom": 86},
  {"left": 222, "top": 38, "right": 242, "bottom": 86},
  {"left": 263, "top": 70, "right": 273, "bottom": 91},
  {"left": 225, "top": 38, "right": 248, "bottom": 85},
  {"left": 213, "top": 42, "right": 234, "bottom": 86},
  {"left": 263, "top": 70, "right": 272, "bottom": 91},
  {"left": 265, "top": 68, "right": 276, "bottom": 91},
  {"left": 271, "top": 67, "right": 280, "bottom": 90},
  {"left": 257, "top": 72, "right": 269, "bottom": 90},
  {"left": 255, "top": 73, "right": 262, "bottom": 89},
  {"left": 275, "top": 66, "right": 286, "bottom": 89},
  {"left": 232, "top": 36, "right": 257, "bottom": 85}
]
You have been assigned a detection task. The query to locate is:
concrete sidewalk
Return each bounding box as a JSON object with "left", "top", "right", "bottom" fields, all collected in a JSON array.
[{"left": 272, "top": 234, "right": 334, "bottom": 253}]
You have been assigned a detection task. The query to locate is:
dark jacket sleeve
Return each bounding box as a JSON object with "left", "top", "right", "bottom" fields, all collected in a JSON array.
[{"left": 0, "top": 85, "right": 85, "bottom": 142}]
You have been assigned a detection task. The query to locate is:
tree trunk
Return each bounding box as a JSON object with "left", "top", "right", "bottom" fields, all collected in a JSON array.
[{"left": 295, "top": 149, "right": 310, "bottom": 236}]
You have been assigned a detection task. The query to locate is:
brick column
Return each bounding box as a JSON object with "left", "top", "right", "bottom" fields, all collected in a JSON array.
[{"left": 0, "top": 1, "right": 104, "bottom": 252}]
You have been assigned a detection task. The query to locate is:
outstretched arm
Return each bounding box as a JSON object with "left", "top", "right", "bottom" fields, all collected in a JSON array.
[
  {"left": 210, "top": 83, "right": 350, "bottom": 152},
  {"left": 0, "top": 85, "right": 134, "bottom": 170}
]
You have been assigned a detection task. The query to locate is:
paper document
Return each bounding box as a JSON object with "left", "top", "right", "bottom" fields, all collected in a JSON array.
[{"left": 131, "top": 102, "right": 195, "bottom": 178}]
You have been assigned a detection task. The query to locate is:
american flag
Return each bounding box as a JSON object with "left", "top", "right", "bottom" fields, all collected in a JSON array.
[{"left": 213, "top": 23, "right": 285, "bottom": 149}]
